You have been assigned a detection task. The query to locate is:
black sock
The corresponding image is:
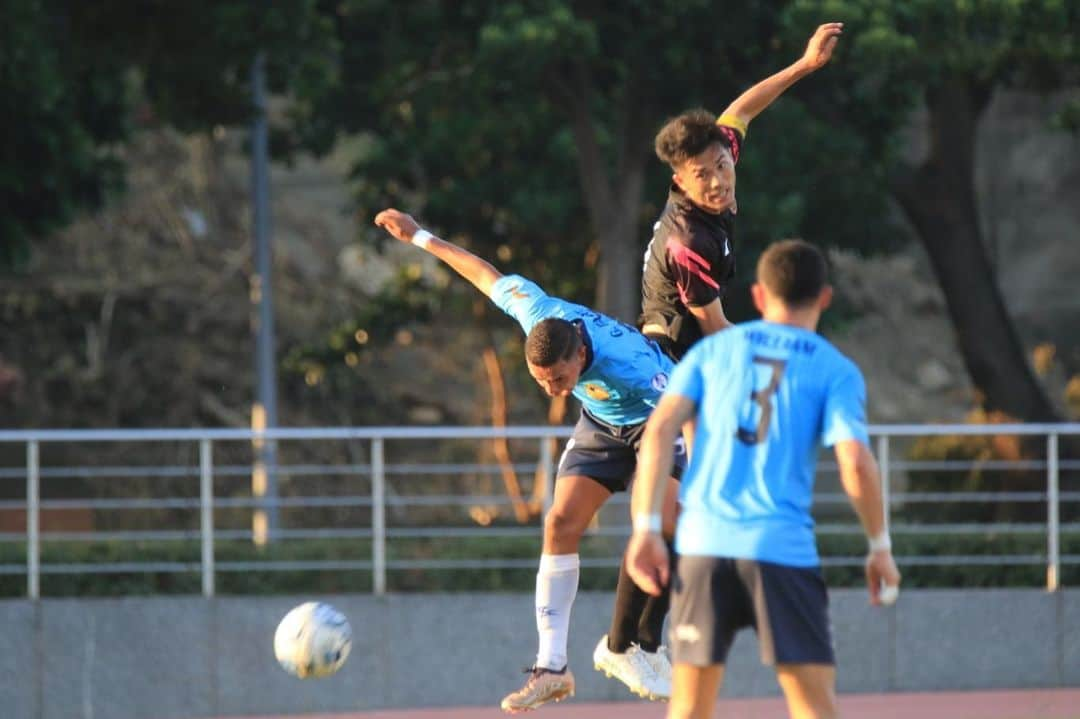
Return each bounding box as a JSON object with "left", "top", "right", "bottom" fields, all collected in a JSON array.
[
  {"left": 635, "top": 547, "right": 673, "bottom": 652},
  {"left": 606, "top": 557, "right": 650, "bottom": 653}
]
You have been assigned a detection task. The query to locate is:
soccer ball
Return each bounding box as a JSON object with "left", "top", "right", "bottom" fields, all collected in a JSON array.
[{"left": 273, "top": 602, "right": 352, "bottom": 678}]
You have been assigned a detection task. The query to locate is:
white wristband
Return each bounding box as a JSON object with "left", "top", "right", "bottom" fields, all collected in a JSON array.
[
  {"left": 868, "top": 531, "right": 892, "bottom": 553},
  {"left": 411, "top": 229, "right": 434, "bottom": 249},
  {"left": 632, "top": 513, "right": 662, "bottom": 534}
]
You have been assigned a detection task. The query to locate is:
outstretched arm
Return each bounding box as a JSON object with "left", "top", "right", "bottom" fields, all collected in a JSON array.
[
  {"left": 374, "top": 208, "right": 502, "bottom": 298},
  {"left": 720, "top": 22, "right": 843, "bottom": 129}
]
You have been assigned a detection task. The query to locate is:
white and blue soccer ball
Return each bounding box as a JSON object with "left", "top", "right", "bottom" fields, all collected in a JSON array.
[{"left": 273, "top": 602, "right": 352, "bottom": 679}]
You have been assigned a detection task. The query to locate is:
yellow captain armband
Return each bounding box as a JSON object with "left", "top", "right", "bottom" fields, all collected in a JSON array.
[{"left": 716, "top": 114, "right": 748, "bottom": 138}]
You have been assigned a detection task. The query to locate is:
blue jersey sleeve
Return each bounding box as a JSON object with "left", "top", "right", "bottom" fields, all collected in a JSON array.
[
  {"left": 664, "top": 345, "right": 705, "bottom": 404},
  {"left": 822, "top": 363, "right": 870, "bottom": 447},
  {"left": 490, "top": 274, "right": 562, "bottom": 335}
]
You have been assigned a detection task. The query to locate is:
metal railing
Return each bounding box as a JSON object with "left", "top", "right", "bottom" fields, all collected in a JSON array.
[{"left": 0, "top": 423, "right": 1078, "bottom": 598}]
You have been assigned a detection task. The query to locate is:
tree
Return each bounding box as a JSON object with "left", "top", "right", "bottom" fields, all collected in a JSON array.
[
  {"left": 323, "top": 0, "right": 897, "bottom": 323},
  {"left": 783, "top": 0, "right": 1080, "bottom": 420},
  {"left": 0, "top": 0, "right": 338, "bottom": 268},
  {"left": 0, "top": 0, "right": 128, "bottom": 267}
]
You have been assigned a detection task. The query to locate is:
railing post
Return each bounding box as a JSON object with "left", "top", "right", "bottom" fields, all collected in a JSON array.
[
  {"left": 27, "top": 440, "right": 40, "bottom": 599},
  {"left": 371, "top": 437, "right": 386, "bottom": 595},
  {"left": 1047, "top": 432, "right": 1060, "bottom": 591},
  {"left": 876, "top": 434, "right": 891, "bottom": 534},
  {"left": 200, "top": 439, "right": 215, "bottom": 598},
  {"left": 539, "top": 437, "right": 555, "bottom": 515}
]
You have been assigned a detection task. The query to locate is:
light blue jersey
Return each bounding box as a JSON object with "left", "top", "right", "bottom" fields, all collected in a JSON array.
[
  {"left": 667, "top": 320, "right": 869, "bottom": 567},
  {"left": 491, "top": 275, "right": 673, "bottom": 426}
]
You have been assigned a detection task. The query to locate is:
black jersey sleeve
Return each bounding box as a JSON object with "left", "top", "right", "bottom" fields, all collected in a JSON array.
[{"left": 716, "top": 114, "right": 747, "bottom": 165}]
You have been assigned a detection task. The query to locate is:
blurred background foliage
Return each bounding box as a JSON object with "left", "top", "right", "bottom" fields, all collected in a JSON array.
[
  {"left": 0, "top": 0, "right": 1078, "bottom": 589},
  {"left": 3, "top": 0, "right": 1077, "bottom": 425}
]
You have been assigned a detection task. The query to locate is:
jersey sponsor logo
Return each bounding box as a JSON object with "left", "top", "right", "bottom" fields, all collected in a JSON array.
[
  {"left": 673, "top": 623, "right": 701, "bottom": 643},
  {"left": 651, "top": 372, "right": 669, "bottom": 392},
  {"left": 584, "top": 384, "right": 611, "bottom": 401}
]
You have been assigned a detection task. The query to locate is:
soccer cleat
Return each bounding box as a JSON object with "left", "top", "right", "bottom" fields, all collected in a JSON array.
[
  {"left": 592, "top": 634, "right": 670, "bottom": 701},
  {"left": 638, "top": 644, "right": 672, "bottom": 700},
  {"left": 500, "top": 665, "right": 576, "bottom": 714}
]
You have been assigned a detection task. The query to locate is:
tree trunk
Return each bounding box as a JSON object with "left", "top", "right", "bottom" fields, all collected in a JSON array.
[
  {"left": 891, "top": 78, "right": 1059, "bottom": 421},
  {"left": 554, "top": 66, "right": 651, "bottom": 322},
  {"left": 594, "top": 166, "right": 646, "bottom": 322}
]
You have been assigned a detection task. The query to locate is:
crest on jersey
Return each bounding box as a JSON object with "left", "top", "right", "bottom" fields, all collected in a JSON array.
[
  {"left": 651, "top": 372, "right": 669, "bottom": 392},
  {"left": 584, "top": 384, "right": 611, "bottom": 401}
]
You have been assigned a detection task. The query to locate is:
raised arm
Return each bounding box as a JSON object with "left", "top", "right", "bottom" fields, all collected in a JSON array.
[
  {"left": 374, "top": 208, "right": 502, "bottom": 298},
  {"left": 834, "top": 438, "right": 902, "bottom": 605},
  {"left": 720, "top": 22, "right": 843, "bottom": 129}
]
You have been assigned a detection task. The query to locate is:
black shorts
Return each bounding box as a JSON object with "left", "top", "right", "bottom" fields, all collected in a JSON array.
[
  {"left": 669, "top": 555, "right": 834, "bottom": 667},
  {"left": 557, "top": 410, "right": 687, "bottom": 493}
]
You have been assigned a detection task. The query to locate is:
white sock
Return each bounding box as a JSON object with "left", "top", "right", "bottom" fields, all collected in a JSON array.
[{"left": 535, "top": 553, "right": 580, "bottom": 670}]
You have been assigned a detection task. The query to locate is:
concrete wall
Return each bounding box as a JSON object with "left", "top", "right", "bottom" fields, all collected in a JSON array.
[{"left": 0, "top": 590, "right": 1075, "bottom": 719}]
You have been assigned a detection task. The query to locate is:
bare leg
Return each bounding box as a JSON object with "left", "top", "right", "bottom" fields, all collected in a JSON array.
[
  {"left": 542, "top": 474, "right": 612, "bottom": 554},
  {"left": 776, "top": 663, "right": 838, "bottom": 719},
  {"left": 667, "top": 662, "right": 724, "bottom": 719}
]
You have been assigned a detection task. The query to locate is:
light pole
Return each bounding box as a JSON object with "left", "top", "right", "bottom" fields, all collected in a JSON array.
[{"left": 250, "top": 51, "right": 279, "bottom": 544}]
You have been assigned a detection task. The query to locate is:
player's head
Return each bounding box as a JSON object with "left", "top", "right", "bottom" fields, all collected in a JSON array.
[
  {"left": 524, "top": 318, "right": 587, "bottom": 397},
  {"left": 752, "top": 239, "right": 833, "bottom": 324},
  {"left": 655, "top": 109, "right": 736, "bottom": 214}
]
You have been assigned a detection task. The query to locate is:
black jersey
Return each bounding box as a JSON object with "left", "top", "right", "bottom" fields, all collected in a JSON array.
[{"left": 639, "top": 117, "right": 745, "bottom": 361}]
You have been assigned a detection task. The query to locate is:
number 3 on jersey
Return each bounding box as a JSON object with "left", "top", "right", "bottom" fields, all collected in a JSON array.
[{"left": 736, "top": 356, "right": 787, "bottom": 445}]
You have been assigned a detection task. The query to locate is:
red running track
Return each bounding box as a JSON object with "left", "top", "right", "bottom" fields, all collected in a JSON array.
[{"left": 233, "top": 688, "right": 1080, "bottom": 719}]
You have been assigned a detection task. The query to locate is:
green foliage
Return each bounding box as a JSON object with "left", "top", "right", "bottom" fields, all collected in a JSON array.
[
  {"left": 281, "top": 271, "right": 435, "bottom": 412},
  {"left": 0, "top": 0, "right": 129, "bottom": 267},
  {"left": 61, "top": 0, "right": 340, "bottom": 143},
  {"left": 782, "top": 0, "right": 1080, "bottom": 143},
  {"left": 1051, "top": 97, "right": 1080, "bottom": 133},
  {"left": 5, "top": 0, "right": 1077, "bottom": 424},
  {"left": 2, "top": 529, "right": 1074, "bottom": 597},
  {"left": 900, "top": 426, "right": 1079, "bottom": 524},
  {"left": 304, "top": 0, "right": 916, "bottom": 389},
  {"left": 325, "top": 1, "right": 590, "bottom": 293},
  {"left": 0, "top": 0, "right": 339, "bottom": 268},
  {"left": 819, "top": 529, "right": 1072, "bottom": 588}
]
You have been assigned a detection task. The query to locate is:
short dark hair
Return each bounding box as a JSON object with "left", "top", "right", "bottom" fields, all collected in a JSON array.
[
  {"left": 525, "top": 318, "right": 581, "bottom": 367},
  {"left": 756, "top": 240, "right": 829, "bottom": 307},
  {"left": 655, "top": 109, "right": 732, "bottom": 168}
]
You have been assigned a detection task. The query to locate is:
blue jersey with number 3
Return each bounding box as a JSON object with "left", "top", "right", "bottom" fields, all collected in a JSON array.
[
  {"left": 666, "top": 320, "right": 869, "bottom": 566},
  {"left": 490, "top": 275, "right": 673, "bottom": 427}
]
